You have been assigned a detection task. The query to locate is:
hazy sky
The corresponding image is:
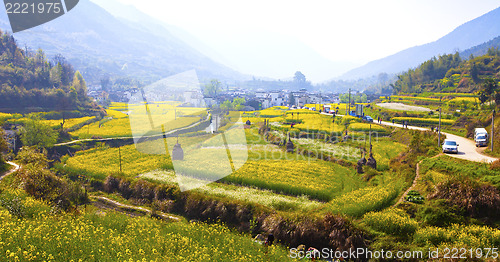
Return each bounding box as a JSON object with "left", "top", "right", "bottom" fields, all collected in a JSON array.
[{"left": 110, "top": 0, "right": 500, "bottom": 81}]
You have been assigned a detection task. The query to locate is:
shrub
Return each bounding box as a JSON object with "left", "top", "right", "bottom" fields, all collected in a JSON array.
[
  {"left": 103, "top": 175, "right": 120, "bottom": 193},
  {"left": 18, "top": 164, "right": 85, "bottom": 211},
  {"left": 154, "top": 184, "right": 180, "bottom": 201},
  {"left": 416, "top": 199, "right": 463, "bottom": 227},
  {"left": 430, "top": 178, "right": 500, "bottom": 223},
  {"left": 405, "top": 190, "right": 425, "bottom": 204},
  {"left": 131, "top": 180, "right": 155, "bottom": 202},
  {"left": 0, "top": 196, "right": 26, "bottom": 219},
  {"left": 490, "top": 159, "right": 500, "bottom": 170}
]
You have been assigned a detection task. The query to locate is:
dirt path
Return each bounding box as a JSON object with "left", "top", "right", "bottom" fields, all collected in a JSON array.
[
  {"left": 91, "top": 196, "right": 181, "bottom": 222},
  {"left": 396, "top": 154, "right": 443, "bottom": 206},
  {"left": 396, "top": 160, "right": 423, "bottom": 205},
  {"left": 0, "top": 162, "right": 20, "bottom": 181}
]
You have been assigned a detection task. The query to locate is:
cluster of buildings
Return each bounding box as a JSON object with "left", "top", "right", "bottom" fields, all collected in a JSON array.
[
  {"left": 88, "top": 84, "right": 343, "bottom": 110},
  {"left": 228, "top": 88, "right": 341, "bottom": 110}
]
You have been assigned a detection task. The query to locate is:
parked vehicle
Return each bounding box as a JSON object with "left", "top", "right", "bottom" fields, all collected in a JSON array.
[
  {"left": 475, "top": 134, "right": 488, "bottom": 147},
  {"left": 474, "top": 128, "right": 488, "bottom": 147},
  {"left": 474, "top": 128, "right": 488, "bottom": 138},
  {"left": 442, "top": 139, "right": 459, "bottom": 154},
  {"left": 362, "top": 116, "right": 373, "bottom": 122}
]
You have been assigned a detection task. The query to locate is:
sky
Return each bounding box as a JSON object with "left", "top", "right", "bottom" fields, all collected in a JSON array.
[{"left": 106, "top": 0, "right": 500, "bottom": 82}]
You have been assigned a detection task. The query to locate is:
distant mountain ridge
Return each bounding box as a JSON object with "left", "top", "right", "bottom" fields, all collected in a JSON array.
[
  {"left": 461, "top": 36, "right": 500, "bottom": 58},
  {"left": 0, "top": 0, "right": 250, "bottom": 84},
  {"left": 89, "top": 0, "right": 359, "bottom": 83},
  {"left": 340, "top": 6, "right": 500, "bottom": 80}
]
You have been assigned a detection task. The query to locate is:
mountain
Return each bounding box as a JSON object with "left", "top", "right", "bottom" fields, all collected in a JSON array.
[
  {"left": 340, "top": 6, "right": 500, "bottom": 80},
  {"left": 89, "top": 0, "right": 238, "bottom": 71},
  {"left": 0, "top": 31, "right": 100, "bottom": 114},
  {"left": 461, "top": 36, "right": 500, "bottom": 58},
  {"left": 0, "top": 0, "right": 250, "bottom": 84},
  {"left": 89, "top": 0, "right": 358, "bottom": 83}
]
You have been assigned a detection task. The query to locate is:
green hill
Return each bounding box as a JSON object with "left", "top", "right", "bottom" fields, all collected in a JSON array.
[
  {"left": 0, "top": 31, "right": 100, "bottom": 115},
  {"left": 392, "top": 48, "right": 500, "bottom": 94}
]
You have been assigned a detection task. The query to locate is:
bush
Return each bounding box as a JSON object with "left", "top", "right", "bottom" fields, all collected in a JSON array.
[
  {"left": 18, "top": 164, "right": 85, "bottom": 211},
  {"left": 430, "top": 179, "right": 500, "bottom": 223},
  {"left": 416, "top": 199, "right": 463, "bottom": 227},
  {"left": 490, "top": 159, "right": 500, "bottom": 170},
  {"left": 404, "top": 190, "right": 425, "bottom": 204},
  {"left": 131, "top": 180, "right": 155, "bottom": 202},
  {"left": 103, "top": 175, "right": 120, "bottom": 193},
  {"left": 0, "top": 196, "right": 26, "bottom": 219},
  {"left": 154, "top": 184, "right": 180, "bottom": 201}
]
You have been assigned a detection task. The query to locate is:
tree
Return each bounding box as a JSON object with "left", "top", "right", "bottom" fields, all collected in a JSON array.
[
  {"left": 288, "top": 93, "right": 296, "bottom": 106},
  {"left": 293, "top": 71, "right": 310, "bottom": 90},
  {"left": 100, "top": 76, "right": 111, "bottom": 92},
  {"left": 49, "top": 63, "right": 63, "bottom": 87},
  {"left": 220, "top": 100, "right": 233, "bottom": 111},
  {"left": 72, "top": 71, "right": 87, "bottom": 103},
  {"left": 479, "top": 78, "right": 499, "bottom": 105},
  {"left": 471, "top": 63, "right": 479, "bottom": 83},
  {"left": 294, "top": 71, "right": 306, "bottom": 83},
  {"left": 20, "top": 115, "right": 58, "bottom": 148},
  {"left": 0, "top": 128, "right": 8, "bottom": 165},
  {"left": 204, "top": 79, "right": 222, "bottom": 98},
  {"left": 232, "top": 98, "right": 246, "bottom": 111}
]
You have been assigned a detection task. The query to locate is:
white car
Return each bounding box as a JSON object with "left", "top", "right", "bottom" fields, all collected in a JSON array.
[{"left": 442, "top": 140, "right": 459, "bottom": 154}]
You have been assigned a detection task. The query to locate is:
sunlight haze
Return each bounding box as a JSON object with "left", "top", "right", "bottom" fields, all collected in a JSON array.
[{"left": 94, "top": 0, "right": 500, "bottom": 82}]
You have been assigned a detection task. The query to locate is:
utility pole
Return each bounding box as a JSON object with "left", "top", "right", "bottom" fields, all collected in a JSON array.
[
  {"left": 492, "top": 110, "right": 495, "bottom": 152},
  {"left": 348, "top": 88, "right": 351, "bottom": 116},
  {"left": 369, "top": 124, "right": 372, "bottom": 155},
  {"left": 118, "top": 147, "right": 122, "bottom": 173},
  {"left": 438, "top": 108, "right": 441, "bottom": 146}
]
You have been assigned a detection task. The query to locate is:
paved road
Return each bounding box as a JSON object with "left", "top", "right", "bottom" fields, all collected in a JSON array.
[
  {"left": 321, "top": 112, "right": 496, "bottom": 163},
  {"left": 380, "top": 121, "right": 497, "bottom": 163},
  {"left": 0, "top": 162, "right": 20, "bottom": 180}
]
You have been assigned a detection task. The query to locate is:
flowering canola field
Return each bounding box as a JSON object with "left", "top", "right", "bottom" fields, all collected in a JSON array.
[{"left": 0, "top": 190, "right": 294, "bottom": 262}]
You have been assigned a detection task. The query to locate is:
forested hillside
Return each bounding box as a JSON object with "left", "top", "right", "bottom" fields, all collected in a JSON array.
[
  {"left": 392, "top": 48, "right": 500, "bottom": 94},
  {"left": 0, "top": 31, "right": 100, "bottom": 114}
]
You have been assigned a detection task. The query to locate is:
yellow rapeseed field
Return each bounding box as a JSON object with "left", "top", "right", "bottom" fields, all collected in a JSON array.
[{"left": 0, "top": 189, "right": 295, "bottom": 261}]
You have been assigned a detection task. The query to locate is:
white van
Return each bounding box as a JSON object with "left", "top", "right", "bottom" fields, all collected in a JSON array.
[{"left": 474, "top": 128, "right": 488, "bottom": 147}]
